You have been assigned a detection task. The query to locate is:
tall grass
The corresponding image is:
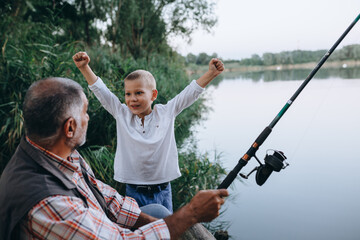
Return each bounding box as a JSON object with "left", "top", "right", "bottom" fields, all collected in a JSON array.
[
  {"left": 80, "top": 146, "right": 125, "bottom": 195},
  {"left": 173, "top": 144, "right": 232, "bottom": 235},
  {"left": 0, "top": 14, "right": 229, "bottom": 235},
  {"left": 172, "top": 145, "right": 227, "bottom": 209},
  {"left": 0, "top": 16, "right": 80, "bottom": 170}
]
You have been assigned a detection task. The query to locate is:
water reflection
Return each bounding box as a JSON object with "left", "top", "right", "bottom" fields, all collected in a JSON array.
[
  {"left": 222, "top": 67, "right": 360, "bottom": 81},
  {"left": 193, "top": 72, "right": 360, "bottom": 240}
]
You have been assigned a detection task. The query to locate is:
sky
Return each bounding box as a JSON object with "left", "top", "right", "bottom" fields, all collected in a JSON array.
[{"left": 169, "top": 0, "right": 360, "bottom": 60}]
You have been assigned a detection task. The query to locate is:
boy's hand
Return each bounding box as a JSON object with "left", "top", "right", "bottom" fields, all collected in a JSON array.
[
  {"left": 196, "top": 58, "right": 225, "bottom": 88},
  {"left": 209, "top": 58, "right": 225, "bottom": 77},
  {"left": 73, "top": 52, "right": 90, "bottom": 69},
  {"left": 72, "top": 51, "right": 97, "bottom": 85}
]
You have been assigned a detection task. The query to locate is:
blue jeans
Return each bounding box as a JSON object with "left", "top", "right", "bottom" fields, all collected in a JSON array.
[
  {"left": 140, "top": 204, "right": 172, "bottom": 219},
  {"left": 126, "top": 183, "right": 173, "bottom": 213}
]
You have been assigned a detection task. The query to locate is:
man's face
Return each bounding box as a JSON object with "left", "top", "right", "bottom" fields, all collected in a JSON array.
[
  {"left": 124, "top": 78, "right": 157, "bottom": 119},
  {"left": 71, "top": 92, "right": 89, "bottom": 149}
]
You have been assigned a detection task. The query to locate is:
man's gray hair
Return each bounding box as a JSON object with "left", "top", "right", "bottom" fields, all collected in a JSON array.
[{"left": 23, "top": 77, "right": 84, "bottom": 147}]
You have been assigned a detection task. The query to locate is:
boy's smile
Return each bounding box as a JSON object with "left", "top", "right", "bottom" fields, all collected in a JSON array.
[{"left": 124, "top": 78, "right": 157, "bottom": 120}]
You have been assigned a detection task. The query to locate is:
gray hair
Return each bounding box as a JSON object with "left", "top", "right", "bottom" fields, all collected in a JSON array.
[{"left": 23, "top": 77, "right": 84, "bottom": 147}]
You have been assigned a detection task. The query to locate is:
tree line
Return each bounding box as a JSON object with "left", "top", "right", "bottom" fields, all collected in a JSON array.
[
  {"left": 186, "top": 44, "right": 360, "bottom": 66},
  {"left": 1, "top": 0, "right": 216, "bottom": 60}
]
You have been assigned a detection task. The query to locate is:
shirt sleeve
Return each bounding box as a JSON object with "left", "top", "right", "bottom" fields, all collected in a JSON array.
[
  {"left": 79, "top": 155, "right": 147, "bottom": 227},
  {"left": 165, "top": 80, "right": 204, "bottom": 117},
  {"left": 88, "top": 77, "right": 123, "bottom": 117},
  {"left": 23, "top": 195, "right": 170, "bottom": 239},
  {"left": 94, "top": 177, "right": 141, "bottom": 227}
]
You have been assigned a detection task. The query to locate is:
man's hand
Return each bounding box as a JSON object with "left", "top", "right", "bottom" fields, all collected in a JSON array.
[
  {"left": 73, "top": 52, "right": 90, "bottom": 69},
  {"left": 209, "top": 58, "right": 225, "bottom": 77},
  {"left": 188, "top": 189, "right": 228, "bottom": 223},
  {"left": 164, "top": 189, "right": 229, "bottom": 239}
]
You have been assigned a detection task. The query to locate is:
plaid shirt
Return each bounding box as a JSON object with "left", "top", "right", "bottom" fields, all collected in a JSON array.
[{"left": 20, "top": 137, "right": 170, "bottom": 239}]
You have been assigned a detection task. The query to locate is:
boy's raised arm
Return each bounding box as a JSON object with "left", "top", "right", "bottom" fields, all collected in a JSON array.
[
  {"left": 73, "top": 52, "right": 98, "bottom": 85},
  {"left": 196, "top": 58, "right": 225, "bottom": 88}
]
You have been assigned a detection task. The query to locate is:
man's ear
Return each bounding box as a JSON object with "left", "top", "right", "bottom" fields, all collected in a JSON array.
[
  {"left": 63, "top": 117, "right": 76, "bottom": 138},
  {"left": 152, "top": 89, "right": 158, "bottom": 101}
]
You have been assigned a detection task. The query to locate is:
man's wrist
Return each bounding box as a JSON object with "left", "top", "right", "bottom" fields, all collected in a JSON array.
[
  {"left": 164, "top": 204, "right": 197, "bottom": 238},
  {"left": 133, "top": 212, "right": 158, "bottom": 229},
  {"left": 182, "top": 204, "right": 198, "bottom": 226}
]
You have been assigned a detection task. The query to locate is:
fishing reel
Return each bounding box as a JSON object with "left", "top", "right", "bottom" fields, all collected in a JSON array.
[{"left": 240, "top": 149, "right": 289, "bottom": 186}]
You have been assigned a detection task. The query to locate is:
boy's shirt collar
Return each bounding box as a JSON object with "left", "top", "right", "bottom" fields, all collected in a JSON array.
[{"left": 135, "top": 110, "right": 154, "bottom": 123}]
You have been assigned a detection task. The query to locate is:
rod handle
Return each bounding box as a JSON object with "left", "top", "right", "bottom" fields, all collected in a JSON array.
[
  {"left": 218, "top": 159, "right": 247, "bottom": 189},
  {"left": 255, "top": 126, "right": 272, "bottom": 146},
  {"left": 243, "top": 126, "right": 272, "bottom": 159}
]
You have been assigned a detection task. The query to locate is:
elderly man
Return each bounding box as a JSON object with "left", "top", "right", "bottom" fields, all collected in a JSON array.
[{"left": 0, "top": 77, "right": 228, "bottom": 240}]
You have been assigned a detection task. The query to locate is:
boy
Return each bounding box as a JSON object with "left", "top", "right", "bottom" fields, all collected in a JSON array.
[{"left": 73, "top": 52, "right": 224, "bottom": 212}]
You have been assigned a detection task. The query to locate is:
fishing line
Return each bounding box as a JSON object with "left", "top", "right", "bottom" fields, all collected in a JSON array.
[
  {"left": 218, "top": 13, "right": 360, "bottom": 189},
  {"left": 287, "top": 78, "right": 338, "bottom": 163}
]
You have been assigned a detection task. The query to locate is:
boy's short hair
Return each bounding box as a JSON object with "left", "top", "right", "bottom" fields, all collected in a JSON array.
[{"left": 124, "top": 70, "right": 156, "bottom": 89}]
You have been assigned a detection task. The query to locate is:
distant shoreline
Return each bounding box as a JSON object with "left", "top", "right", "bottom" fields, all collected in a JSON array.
[{"left": 186, "top": 60, "right": 360, "bottom": 75}]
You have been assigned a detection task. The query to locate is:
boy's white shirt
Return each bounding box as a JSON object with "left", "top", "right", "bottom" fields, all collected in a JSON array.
[{"left": 89, "top": 77, "right": 204, "bottom": 184}]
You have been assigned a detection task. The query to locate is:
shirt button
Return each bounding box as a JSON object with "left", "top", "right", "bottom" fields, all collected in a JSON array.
[{"left": 143, "top": 131, "right": 145, "bottom": 133}]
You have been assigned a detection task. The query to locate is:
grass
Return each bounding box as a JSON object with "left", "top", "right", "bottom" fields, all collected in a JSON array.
[{"left": 0, "top": 14, "right": 229, "bottom": 235}]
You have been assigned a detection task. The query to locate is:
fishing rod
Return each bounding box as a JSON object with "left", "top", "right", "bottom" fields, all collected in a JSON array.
[{"left": 218, "top": 13, "right": 360, "bottom": 189}]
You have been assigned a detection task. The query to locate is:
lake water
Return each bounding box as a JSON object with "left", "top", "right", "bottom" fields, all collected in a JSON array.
[{"left": 192, "top": 69, "right": 360, "bottom": 240}]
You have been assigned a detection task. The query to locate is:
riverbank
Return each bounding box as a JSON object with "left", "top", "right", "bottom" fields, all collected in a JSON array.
[{"left": 186, "top": 60, "right": 360, "bottom": 75}]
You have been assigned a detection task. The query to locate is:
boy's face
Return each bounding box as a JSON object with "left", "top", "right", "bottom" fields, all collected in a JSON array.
[{"left": 124, "top": 78, "right": 157, "bottom": 119}]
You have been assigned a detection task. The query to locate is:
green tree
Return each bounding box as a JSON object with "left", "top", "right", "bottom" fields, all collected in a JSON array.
[
  {"left": 250, "top": 54, "right": 263, "bottom": 65},
  {"left": 210, "top": 52, "right": 218, "bottom": 59},
  {"left": 196, "top": 52, "right": 211, "bottom": 65},
  {"left": 275, "top": 51, "right": 292, "bottom": 65},
  {"left": 333, "top": 44, "right": 360, "bottom": 61},
  {"left": 263, "top": 52, "right": 276, "bottom": 66},
  {"left": 72, "top": 0, "right": 108, "bottom": 45},
  {"left": 105, "top": 0, "right": 217, "bottom": 59},
  {"left": 106, "top": 0, "right": 167, "bottom": 59},
  {"left": 352, "top": 45, "right": 360, "bottom": 60},
  {"left": 0, "top": 0, "right": 108, "bottom": 45},
  {"left": 185, "top": 53, "right": 197, "bottom": 64}
]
